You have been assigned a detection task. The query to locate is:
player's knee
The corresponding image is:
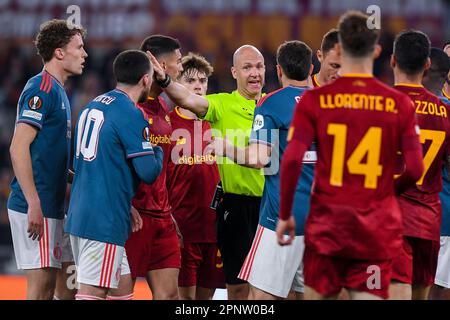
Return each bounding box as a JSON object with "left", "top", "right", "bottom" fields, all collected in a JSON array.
[
  {"left": 153, "top": 289, "right": 179, "bottom": 300},
  {"left": 227, "top": 284, "right": 248, "bottom": 300}
]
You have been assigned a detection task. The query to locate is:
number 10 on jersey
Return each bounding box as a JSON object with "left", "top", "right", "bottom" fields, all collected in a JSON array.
[{"left": 76, "top": 109, "right": 105, "bottom": 161}]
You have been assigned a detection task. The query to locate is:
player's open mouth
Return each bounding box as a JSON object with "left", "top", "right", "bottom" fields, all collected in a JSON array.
[{"left": 248, "top": 80, "right": 261, "bottom": 89}]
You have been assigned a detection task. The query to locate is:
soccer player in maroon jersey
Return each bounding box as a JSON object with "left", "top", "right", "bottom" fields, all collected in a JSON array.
[
  {"left": 124, "top": 35, "right": 183, "bottom": 300},
  {"left": 389, "top": 30, "right": 450, "bottom": 300},
  {"left": 167, "top": 52, "right": 226, "bottom": 300},
  {"left": 311, "top": 29, "right": 341, "bottom": 88},
  {"left": 276, "top": 11, "right": 424, "bottom": 300}
]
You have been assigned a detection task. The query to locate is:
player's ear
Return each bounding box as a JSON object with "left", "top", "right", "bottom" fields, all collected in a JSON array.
[
  {"left": 373, "top": 44, "right": 382, "bottom": 59},
  {"left": 276, "top": 65, "right": 283, "bottom": 79},
  {"left": 424, "top": 57, "right": 431, "bottom": 71},
  {"left": 231, "top": 66, "right": 237, "bottom": 80},
  {"left": 54, "top": 48, "right": 64, "bottom": 60},
  {"left": 390, "top": 54, "right": 396, "bottom": 69},
  {"left": 141, "top": 73, "right": 149, "bottom": 87},
  {"left": 316, "top": 49, "right": 323, "bottom": 63}
]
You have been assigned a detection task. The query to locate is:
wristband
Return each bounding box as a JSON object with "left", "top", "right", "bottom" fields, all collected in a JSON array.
[{"left": 157, "top": 74, "right": 171, "bottom": 88}]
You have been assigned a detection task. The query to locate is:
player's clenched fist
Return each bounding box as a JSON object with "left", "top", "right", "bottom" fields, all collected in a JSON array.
[
  {"left": 276, "top": 216, "right": 295, "bottom": 246},
  {"left": 27, "top": 203, "right": 44, "bottom": 241}
]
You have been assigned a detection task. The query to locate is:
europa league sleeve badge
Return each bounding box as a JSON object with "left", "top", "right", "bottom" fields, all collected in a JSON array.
[{"left": 28, "top": 96, "right": 43, "bottom": 110}]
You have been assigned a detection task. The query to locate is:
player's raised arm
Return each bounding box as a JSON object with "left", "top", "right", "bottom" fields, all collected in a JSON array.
[{"left": 147, "top": 51, "right": 209, "bottom": 117}]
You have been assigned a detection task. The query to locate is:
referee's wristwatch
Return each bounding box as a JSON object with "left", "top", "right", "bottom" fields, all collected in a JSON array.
[{"left": 156, "top": 74, "right": 171, "bottom": 88}]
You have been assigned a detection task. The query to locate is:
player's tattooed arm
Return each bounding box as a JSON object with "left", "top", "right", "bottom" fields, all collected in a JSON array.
[
  {"left": 147, "top": 51, "right": 209, "bottom": 117},
  {"left": 10, "top": 123, "right": 44, "bottom": 241}
]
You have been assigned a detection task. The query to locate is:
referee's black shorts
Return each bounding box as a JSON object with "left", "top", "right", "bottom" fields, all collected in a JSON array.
[{"left": 216, "top": 193, "right": 261, "bottom": 285}]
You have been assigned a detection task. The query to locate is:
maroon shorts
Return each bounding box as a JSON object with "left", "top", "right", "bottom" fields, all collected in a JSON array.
[
  {"left": 178, "top": 243, "right": 226, "bottom": 289},
  {"left": 303, "top": 247, "right": 393, "bottom": 299},
  {"left": 125, "top": 213, "right": 181, "bottom": 278},
  {"left": 391, "top": 236, "right": 439, "bottom": 286}
]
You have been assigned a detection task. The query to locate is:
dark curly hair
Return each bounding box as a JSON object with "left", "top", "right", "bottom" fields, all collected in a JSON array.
[{"left": 34, "top": 19, "right": 86, "bottom": 63}]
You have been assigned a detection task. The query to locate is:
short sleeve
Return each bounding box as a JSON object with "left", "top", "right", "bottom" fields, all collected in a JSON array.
[
  {"left": 288, "top": 92, "right": 316, "bottom": 146},
  {"left": 117, "top": 107, "right": 155, "bottom": 158},
  {"left": 249, "top": 100, "right": 279, "bottom": 146},
  {"left": 16, "top": 85, "right": 54, "bottom": 130},
  {"left": 203, "top": 94, "right": 224, "bottom": 124},
  {"left": 399, "top": 96, "right": 421, "bottom": 152}
]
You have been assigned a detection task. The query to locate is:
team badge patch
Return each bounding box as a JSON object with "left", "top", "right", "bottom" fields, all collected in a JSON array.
[
  {"left": 142, "top": 126, "right": 151, "bottom": 141},
  {"left": 28, "top": 96, "right": 42, "bottom": 110}
]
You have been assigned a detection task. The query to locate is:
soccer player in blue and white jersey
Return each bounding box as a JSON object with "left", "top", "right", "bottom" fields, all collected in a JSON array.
[
  {"left": 7, "top": 20, "right": 87, "bottom": 300},
  {"left": 424, "top": 47, "right": 450, "bottom": 300},
  {"left": 207, "top": 41, "right": 316, "bottom": 299},
  {"left": 65, "top": 50, "right": 163, "bottom": 300}
]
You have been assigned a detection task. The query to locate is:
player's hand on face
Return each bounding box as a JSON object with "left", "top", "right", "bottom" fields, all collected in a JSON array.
[
  {"left": 27, "top": 203, "right": 44, "bottom": 241},
  {"left": 146, "top": 51, "right": 166, "bottom": 82},
  {"left": 131, "top": 206, "right": 143, "bottom": 232},
  {"left": 276, "top": 216, "right": 296, "bottom": 246}
]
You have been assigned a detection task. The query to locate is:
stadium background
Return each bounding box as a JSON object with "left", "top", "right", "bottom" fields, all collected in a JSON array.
[{"left": 0, "top": 0, "right": 449, "bottom": 299}]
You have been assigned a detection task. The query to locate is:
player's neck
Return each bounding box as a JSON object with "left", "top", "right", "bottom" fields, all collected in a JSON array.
[
  {"left": 339, "top": 55, "right": 373, "bottom": 77},
  {"left": 44, "top": 61, "right": 68, "bottom": 85},
  {"left": 116, "top": 84, "right": 141, "bottom": 104},
  {"left": 316, "top": 71, "right": 326, "bottom": 86},
  {"left": 177, "top": 106, "right": 197, "bottom": 119},
  {"left": 282, "top": 78, "right": 308, "bottom": 88},
  {"left": 394, "top": 70, "right": 423, "bottom": 87}
]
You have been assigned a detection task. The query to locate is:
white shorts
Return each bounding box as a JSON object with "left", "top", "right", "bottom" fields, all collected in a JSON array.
[
  {"left": 8, "top": 209, "right": 72, "bottom": 270},
  {"left": 435, "top": 236, "right": 450, "bottom": 288},
  {"left": 238, "top": 224, "right": 305, "bottom": 298},
  {"left": 70, "top": 235, "right": 130, "bottom": 289}
]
